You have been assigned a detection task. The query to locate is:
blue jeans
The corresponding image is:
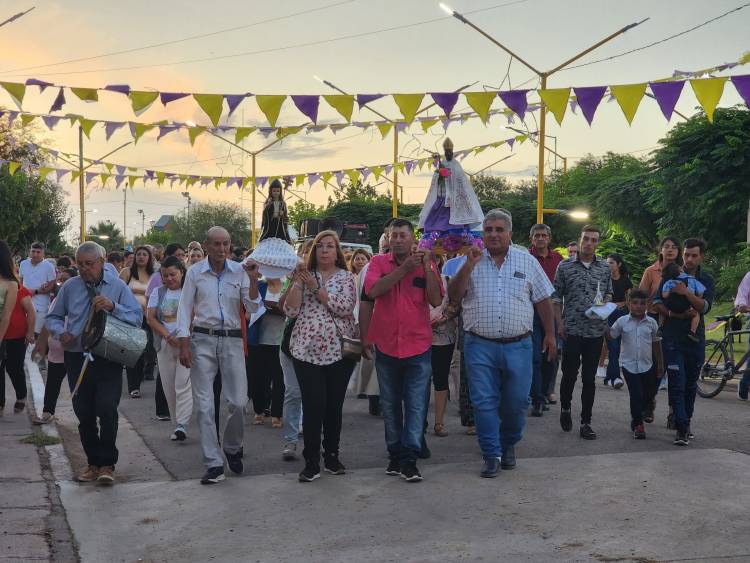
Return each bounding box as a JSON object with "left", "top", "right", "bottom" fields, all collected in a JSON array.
[
  {"left": 463, "top": 333, "right": 533, "bottom": 459},
  {"left": 279, "top": 350, "right": 302, "bottom": 444},
  {"left": 663, "top": 337, "right": 703, "bottom": 433},
  {"left": 375, "top": 348, "right": 432, "bottom": 465},
  {"left": 531, "top": 315, "right": 558, "bottom": 405}
]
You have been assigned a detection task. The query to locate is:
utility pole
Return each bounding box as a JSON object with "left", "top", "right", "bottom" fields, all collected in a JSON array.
[
  {"left": 122, "top": 188, "right": 127, "bottom": 245},
  {"left": 138, "top": 209, "right": 145, "bottom": 237},
  {"left": 441, "top": 3, "right": 647, "bottom": 223},
  {"left": 78, "top": 127, "right": 85, "bottom": 242},
  {"left": 181, "top": 191, "right": 192, "bottom": 230}
]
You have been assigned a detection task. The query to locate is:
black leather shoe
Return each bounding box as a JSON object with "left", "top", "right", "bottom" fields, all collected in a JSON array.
[
  {"left": 560, "top": 409, "right": 572, "bottom": 432},
  {"left": 500, "top": 445, "right": 516, "bottom": 470},
  {"left": 579, "top": 423, "right": 597, "bottom": 440},
  {"left": 224, "top": 449, "right": 244, "bottom": 475},
  {"left": 531, "top": 404, "right": 543, "bottom": 417},
  {"left": 480, "top": 457, "right": 500, "bottom": 478}
]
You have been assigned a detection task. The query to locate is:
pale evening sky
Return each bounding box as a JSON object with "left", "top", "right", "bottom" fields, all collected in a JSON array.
[{"left": 0, "top": 0, "right": 747, "bottom": 241}]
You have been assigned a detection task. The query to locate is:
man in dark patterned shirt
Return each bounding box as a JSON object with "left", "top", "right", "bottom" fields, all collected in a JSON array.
[{"left": 553, "top": 225, "right": 612, "bottom": 440}]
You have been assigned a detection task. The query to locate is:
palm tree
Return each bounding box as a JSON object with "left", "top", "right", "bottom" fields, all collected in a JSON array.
[{"left": 87, "top": 220, "right": 123, "bottom": 250}]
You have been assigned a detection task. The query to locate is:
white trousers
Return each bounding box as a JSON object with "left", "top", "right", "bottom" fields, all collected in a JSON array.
[{"left": 156, "top": 341, "right": 193, "bottom": 427}]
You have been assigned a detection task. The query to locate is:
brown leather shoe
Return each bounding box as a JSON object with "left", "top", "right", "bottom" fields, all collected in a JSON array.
[
  {"left": 97, "top": 466, "right": 115, "bottom": 484},
  {"left": 77, "top": 465, "right": 99, "bottom": 482}
]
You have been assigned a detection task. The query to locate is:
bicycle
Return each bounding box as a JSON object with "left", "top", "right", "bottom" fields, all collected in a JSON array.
[{"left": 699, "top": 312, "right": 750, "bottom": 398}]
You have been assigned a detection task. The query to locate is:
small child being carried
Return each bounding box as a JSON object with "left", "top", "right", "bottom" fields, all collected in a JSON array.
[{"left": 660, "top": 262, "right": 706, "bottom": 342}]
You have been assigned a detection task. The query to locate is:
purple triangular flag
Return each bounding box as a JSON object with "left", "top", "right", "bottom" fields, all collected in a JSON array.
[
  {"left": 157, "top": 125, "right": 178, "bottom": 141},
  {"left": 25, "top": 78, "right": 54, "bottom": 92},
  {"left": 115, "top": 165, "right": 126, "bottom": 176},
  {"left": 291, "top": 95, "right": 320, "bottom": 123},
  {"left": 360, "top": 167, "right": 371, "bottom": 180},
  {"left": 498, "top": 90, "right": 529, "bottom": 120},
  {"left": 114, "top": 175, "right": 126, "bottom": 188},
  {"left": 105, "top": 122, "right": 125, "bottom": 141},
  {"left": 395, "top": 122, "right": 408, "bottom": 132},
  {"left": 258, "top": 128, "right": 275, "bottom": 138},
  {"left": 308, "top": 173, "right": 320, "bottom": 186},
  {"left": 225, "top": 94, "right": 249, "bottom": 116},
  {"left": 145, "top": 170, "right": 155, "bottom": 180},
  {"left": 357, "top": 94, "right": 384, "bottom": 109},
  {"left": 56, "top": 169, "right": 69, "bottom": 182},
  {"left": 441, "top": 118, "right": 451, "bottom": 130},
  {"left": 42, "top": 115, "right": 61, "bottom": 129},
  {"left": 6, "top": 111, "right": 18, "bottom": 126},
  {"left": 85, "top": 172, "right": 98, "bottom": 186},
  {"left": 256, "top": 176, "right": 268, "bottom": 187},
  {"left": 128, "top": 122, "right": 137, "bottom": 138},
  {"left": 507, "top": 138, "right": 515, "bottom": 150},
  {"left": 384, "top": 164, "right": 393, "bottom": 175},
  {"left": 648, "top": 81, "right": 685, "bottom": 121},
  {"left": 50, "top": 88, "right": 66, "bottom": 112},
  {"left": 573, "top": 86, "right": 607, "bottom": 125},
  {"left": 731, "top": 75, "right": 750, "bottom": 107},
  {"left": 405, "top": 161, "right": 416, "bottom": 175},
  {"left": 430, "top": 92, "right": 459, "bottom": 116},
  {"left": 160, "top": 92, "right": 189, "bottom": 106},
  {"left": 335, "top": 171, "right": 345, "bottom": 185},
  {"left": 104, "top": 84, "right": 130, "bottom": 95},
  {"left": 569, "top": 100, "right": 578, "bottom": 114}
]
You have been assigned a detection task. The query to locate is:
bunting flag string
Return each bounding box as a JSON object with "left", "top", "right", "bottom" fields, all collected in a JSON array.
[
  {"left": 0, "top": 105, "right": 529, "bottom": 146},
  {"left": 3, "top": 135, "right": 530, "bottom": 193},
  {"left": 0, "top": 50, "right": 747, "bottom": 126}
]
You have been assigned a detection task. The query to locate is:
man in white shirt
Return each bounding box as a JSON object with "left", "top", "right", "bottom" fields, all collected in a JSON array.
[
  {"left": 177, "top": 226, "right": 261, "bottom": 485},
  {"left": 19, "top": 242, "right": 57, "bottom": 336}
]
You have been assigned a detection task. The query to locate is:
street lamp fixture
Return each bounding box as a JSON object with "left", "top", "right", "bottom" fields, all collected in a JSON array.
[{"left": 543, "top": 208, "right": 590, "bottom": 221}]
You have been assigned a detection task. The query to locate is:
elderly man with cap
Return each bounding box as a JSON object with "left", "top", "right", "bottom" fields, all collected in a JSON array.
[
  {"left": 46, "top": 241, "right": 143, "bottom": 485},
  {"left": 178, "top": 226, "right": 261, "bottom": 485}
]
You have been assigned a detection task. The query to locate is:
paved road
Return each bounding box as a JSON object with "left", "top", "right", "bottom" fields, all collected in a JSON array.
[{"left": 111, "top": 371, "right": 750, "bottom": 481}]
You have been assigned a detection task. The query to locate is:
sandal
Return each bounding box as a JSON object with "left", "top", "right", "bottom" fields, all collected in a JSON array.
[
  {"left": 465, "top": 425, "right": 477, "bottom": 436},
  {"left": 433, "top": 423, "right": 448, "bottom": 437},
  {"left": 271, "top": 417, "right": 282, "bottom": 428},
  {"left": 13, "top": 400, "right": 26, "bottom": 413},
  {"left": 130, "top": 390, "right": 141, "bottom": 399},
  {"left": 252, "top": 414, "right": 265, "bottom": 425}
]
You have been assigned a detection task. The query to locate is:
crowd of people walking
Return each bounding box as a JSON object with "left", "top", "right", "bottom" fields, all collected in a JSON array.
[{"left": 0, "top": 206, "right": 732, "bottom": 486}]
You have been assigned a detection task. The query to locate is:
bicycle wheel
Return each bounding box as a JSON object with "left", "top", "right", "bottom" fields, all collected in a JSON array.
[{"left": 698, "top": 339, "right": 730, "bottom": 398}]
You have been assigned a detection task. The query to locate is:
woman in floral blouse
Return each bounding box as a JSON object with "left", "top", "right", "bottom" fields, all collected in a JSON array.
[{"left": 284, "top": 230, "right": 358, "bottom": 483}]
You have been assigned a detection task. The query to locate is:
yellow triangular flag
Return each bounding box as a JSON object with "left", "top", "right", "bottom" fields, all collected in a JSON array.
[
  {"left": 235, "top": 127, "right": 256, "bottom": 143},
  {"left": 215, "top": 177, "right": 228, "bottom": 188},
  {"left": 474, "top": 146, "right": 487, "bottom": 155},
  {"left": 277, "top": 126, "right": 304, "bottom": 138},
  {"left": 105, "top": 163, "right": 114, "bottom": 172},
  {"left": 188, "top": 126, "right": 207, "bottom": 146},
  {"left": 539, "top": 88, "right": 571, "bottom": 125},
  {"left": 0, "top": 82, "right": 25, "bottom": 108},
  {"left": 133, "top": 123, "right": 155, "bottom": 143},
  {"left": 464, "top": 92, "right": 497, "bottom": 123},
  {"left": 8, "top": 161, "right": 21, "bottom": 175},
  {"left": 20, "top": 114, "right": 35, "bottom": 127},
  {"left": 70, "top": 170, "right": 80, "bottom": 182},
  {"left": 392, "top": 94, "right": 424, "bottom": 123},
  {"left": 71, "top": 87, "right": 99, "bottom": 102},
  {"left": 295, "top": 174, "right": 305, "bottom": 187},
  {"left": 371, "top": 165, "right": 384, "bottom": 180},
  {"left": 79, "top": 118, "right": 97, "bottom": 139},
  {"left": 376, "top": 123, "right": 393, "bottom": 139},
  {"left": 610, "top": 83, "right": 647, "bottom": 125},
  {"left": 690, "top": 77, "right": 728, "bottom": 123},
  {"left": 323, "top": 95, "right": 354, "bottom": 122},
  {"left": 346, "top": 169, "right": 360, "bottom": 184},
  {"left": 38, "top": 167, "right": 53, "bottom": 181},
  {"left": 193, "top": 94, "right": 224, "bottom": 126},
  {"left": 255, "top": 95, "right": 287, "bottom": 127},
  {"left": 100, "top": 173, "right": 111, "bottom": 185},
  {"left": 322, "top": 171, "right": 334, "bottom": 185},
  {"left": 128, "top": 175, "right": 138, "bottom": 188},
  {"left": 128, "top": 91, "right": 159, "bottom": 115},
  {"left": 156, "top": 171, "right": 166, "bottom": 186},
  {"left": 420, "top": 118, "right": 439, "bottom": 133},
  {"left": 396, "top": 162, "right": 405, "bottom": 172}
]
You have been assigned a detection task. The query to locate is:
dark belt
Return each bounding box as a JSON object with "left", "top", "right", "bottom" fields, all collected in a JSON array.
[
  {"left": 194, "top": 326, "right": 242, "bottom": 338},
  {"left": 468, "top": 331, "right": 531, "bottom": 344}
]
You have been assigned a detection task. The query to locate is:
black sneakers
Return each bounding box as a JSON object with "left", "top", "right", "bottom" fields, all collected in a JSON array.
[
  {"left": 560, "top": 409, "right": 573, "bottom": 432},
  {"left": 579, "top": 424, "right": 597, "bottom": 440},
  {"left": 400, "top": 464, "right": 423, "bottom": 482},
  {"left": 224, "top": 449, "right": 244, "bottom": 475},
  {"left": 200, "top": 466, "right": 225, "bottom": 485},
  {"left": 299, "top": 462, "right": 321, "bottom": 482},
  {"left": 480, "top": 457, "right": 500, "bottom": 478},
  {"left": 386, "top": 458, "right": 400, "bottom": 476},
  {"left": 323, "top": 453, "right": 346, "bottom": 475},
  {"left": 674, "top": 430, "right": 689, "bottom": 446},
  {"left": 500, "top": 445, "right": 516, "bottom": 470}
]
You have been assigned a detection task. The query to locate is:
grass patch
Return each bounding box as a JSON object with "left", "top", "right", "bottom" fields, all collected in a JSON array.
[{"left": 20, "top": 432, "right": 61, "bottom": 447}]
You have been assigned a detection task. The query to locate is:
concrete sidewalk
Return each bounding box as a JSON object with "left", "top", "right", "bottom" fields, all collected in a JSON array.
[{"left": 59, "top": 448, "right": 750, "bottom": 562}]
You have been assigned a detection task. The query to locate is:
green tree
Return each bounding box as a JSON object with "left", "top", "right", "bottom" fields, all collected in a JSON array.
[
  {"left": 88, "top": 220, "right": 123, "bottom": 250},
  {"left": 0, "top": 118, "right": 69, "bottom": 254},
  {"left": 287, "top": 199, "right": 323, "bottom": 230},
  {"left": 326, "top": 179, "right": 387, "bottom": 206},
  {"left": 170, "top": 202, "right": 251, "bottom": 247},
  {"left": 133, "top": 229, "right": 172, "bottom": 248},
  {"left": 647, "top": 107, "right": 750, "bottom": 259},
  {"left": 472, "top": 174, "right": 514, "bottom": 201}
]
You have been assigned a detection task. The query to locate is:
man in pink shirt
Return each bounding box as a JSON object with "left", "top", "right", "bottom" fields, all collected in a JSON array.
[{"left": 364, "top": 218, "right": 443, "bottom": 482}]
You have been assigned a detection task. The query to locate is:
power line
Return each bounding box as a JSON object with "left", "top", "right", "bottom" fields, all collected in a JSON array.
[
  {"left": 1, "top": 0, "right": 528, "bottom": 77},
  {"left": 0, "top": 1, "right": 357, "bottom": 74},
  {"left": 564, "top": 2, "right": 750, "bottom": 71}
]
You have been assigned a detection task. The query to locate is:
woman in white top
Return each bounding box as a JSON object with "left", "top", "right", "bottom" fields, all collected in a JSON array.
[{"left": 146, "top": 256, "right": 192, "bottom": 441}]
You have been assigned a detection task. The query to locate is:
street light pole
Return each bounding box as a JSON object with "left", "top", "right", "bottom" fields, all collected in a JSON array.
[
  {"left": 122, "top": 188, "right": 127, "bottom": 245},
  {"left": 137, "top": 209, "right": 145, "bottom": 237},
  {"left": 181, "top": 191, "right": 192, "bottom": 230},
  {"left": 441, "top": 3, "right": 647, "bottom": 223}
]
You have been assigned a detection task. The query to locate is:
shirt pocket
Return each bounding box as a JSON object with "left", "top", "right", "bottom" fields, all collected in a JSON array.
[{"left": 220, "top": 280, "right": 242, "bottom": 306}]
